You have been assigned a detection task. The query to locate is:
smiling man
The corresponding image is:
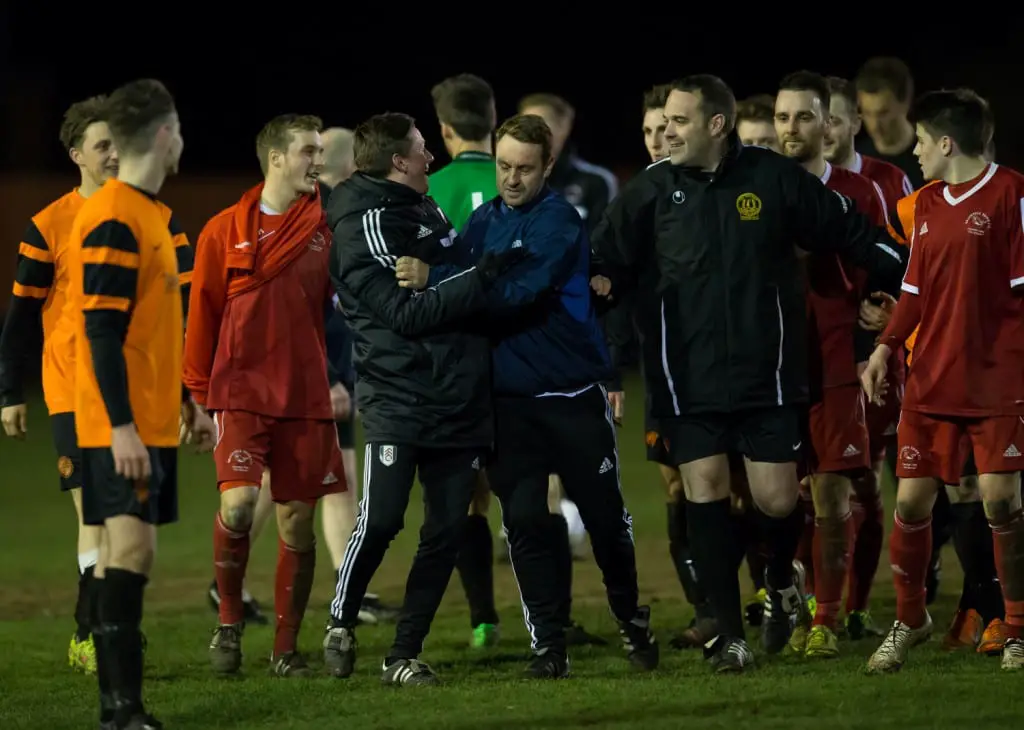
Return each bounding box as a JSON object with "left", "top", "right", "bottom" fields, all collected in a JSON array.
[{"left": 185, "top": 114, "right": 348, "bottom": 679}]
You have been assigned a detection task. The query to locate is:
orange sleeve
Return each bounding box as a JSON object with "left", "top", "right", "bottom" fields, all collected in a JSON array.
[
  {"left": 182, "top": 212, "right": 230, "bottom": 406},
  {"left": 894, "top": 192, "right": 919, "bottom": 363}
]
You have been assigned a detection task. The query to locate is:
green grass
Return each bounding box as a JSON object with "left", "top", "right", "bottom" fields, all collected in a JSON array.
[{"left": 1, "top": 379, "right": 1021, "bottom": 729}]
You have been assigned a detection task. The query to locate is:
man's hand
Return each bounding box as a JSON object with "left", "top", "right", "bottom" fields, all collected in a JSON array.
[
  {"left": 396, "top": 257, "right": 430, "bottom": 289},
  {"left": 330, "top": 382, "right": 352, "bottom": 420},
  {"left": 860, "top": 345, "right": 892, "bottom": 406},
  {"left": 110, "top": 423, "right": 151, "bottom": 480},
  {"left": 590, "top": 275, "right": 612, "bottom": 298},
  {"left": 1, "top": 404, "right": 27, "bottom": 439},
  {"left": 607, "top": 390, "right": 625, "bottom": 425},
  {"left": 180, "top": 401, "right": 216, "bottom": 453},
  {"left": 190, "top": 405, "right": 216, "bottom": 453},
  {"left": 858, "top": 291, "right": 897, "bottom": 331}
]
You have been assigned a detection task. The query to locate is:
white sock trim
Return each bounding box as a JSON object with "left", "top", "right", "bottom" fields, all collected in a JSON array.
[{"left": 78, "top": 549, "right": 99, "bottom": 574}]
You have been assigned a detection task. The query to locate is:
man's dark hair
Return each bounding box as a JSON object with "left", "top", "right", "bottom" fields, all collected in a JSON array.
[
  {"left": 431, "top": 73, "right": 495, "bottom": 142},
  {"left": 855, "top": 57, "right": 914, "bottom": 103},
  {"left": 517, "top": 92, "right": 574, "bottom": 122},
  {"left": 778, "top": 70, "right": 831, "bottom": 111},
  {"left": 736, "top": 94, "right": 774, "bottom": 125},
  {"left": 911, "top": 89, "right": 990, "bottom": 157},
  {"left": 354, "top": 112, "right": 416, "bottom": 178},
  {"left": 827, "top": 76, "right": 857, "bottom": 111},
  {"left": 496, "top": 114, "right": 553, "bottom": 163},
  {"left": 669, "top": 75, "right": 736, "bottom": 133},
  {"left": 255, "top": 114, "right": 323, "bottom": 175},
  {"left": 59, "top": 95, "right": 108, "bottom": 151},
  {"left": 642, "top": 84, "right": 672, "bottom": 113},
  {"left": 103, "top": 79, "right": 176, "bottom": 155}
]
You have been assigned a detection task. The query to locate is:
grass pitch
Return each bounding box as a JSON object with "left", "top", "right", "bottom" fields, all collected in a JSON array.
[{"left": 1, "top": 379, "right": 1022, "bottom": 729}]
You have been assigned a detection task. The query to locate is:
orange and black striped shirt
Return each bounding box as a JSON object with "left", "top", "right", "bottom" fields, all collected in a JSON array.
[
  {"left": 69, "top": 179, "right": 189, "bottom": 448},
  {"left": 0, "top": 190, "right": 193, "bottom": 415},
  {"left": 0, "top": 191, "right": 85, "bottom": 413}
]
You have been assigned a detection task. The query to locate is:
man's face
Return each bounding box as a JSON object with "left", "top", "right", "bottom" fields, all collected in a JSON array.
[
  {"left": 274, "top": 128, "right": 324, "bottom": 194},
  {"left": 496, "top": 134, "right": 551, "bottom": 207},
  {"left": 736, "top": 120, "right": 779, "bottom": 152},
  {"left": 913, "top": 123, "right": 947, "bottom": 181},
  {"left": 642, "top": 107, "right": 668, "bottom": 162},
  {"left": 664, "top": 89, "right": 716, "bottom": 167},
  {"left": 397, "top": 126, "right": 434, "bottom": 194},
  {"left": 858, "top": 89, "right": 908, "bottom": 145},
  {"left": 520, "top": 104, "right": 571, "bottom": 160},
  {"left": 774, "top": 89, "right": 828, "bottom": 164},
  {"left": 72, "top": 121, "right": 118, "bottom": 186},
  {"left": 162, "top": 112, "right": 183, "bottom": 176},
  {"left": 824, "top": 95, "right": 860, "bottom": 164}
]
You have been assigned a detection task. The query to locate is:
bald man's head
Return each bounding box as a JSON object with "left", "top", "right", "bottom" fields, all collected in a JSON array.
[{"left": 320, "top": 127, "right": 356, "bottom": 187}]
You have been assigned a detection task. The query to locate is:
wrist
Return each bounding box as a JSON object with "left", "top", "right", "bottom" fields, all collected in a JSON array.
[{"left": 872, "top": 343, "right": 892, "bottom": 361}]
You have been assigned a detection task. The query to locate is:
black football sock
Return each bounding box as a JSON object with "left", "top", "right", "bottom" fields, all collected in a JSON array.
[
  {"left": 549, "top": 513, "right": 574, "bottom": 627},
  {"left": 456, "top": 514, "right": 499, "bottom": 628},
  {"left": 743, "top": 509, "right": 768, "bottom": 591},
  {"left": 90, "top": 576, "right": 115, "bottom": 724},
  {"left": 756, "top": 504, "right": 803, "bottom": 592},
  {"left": 687, "top": 499, "right": 744, "bottom": 638},
  {"left": 99, "top": 568, "right": 148, "bottom": 725},
  {"left": 75, "top": 564, "right": 95, "bottom": 641},
  {"left": 952, "top": 501, "right": 1004, "bottom": 623},
  {"left": 667, "top": 501, "right": 709, "bottom": 614}
]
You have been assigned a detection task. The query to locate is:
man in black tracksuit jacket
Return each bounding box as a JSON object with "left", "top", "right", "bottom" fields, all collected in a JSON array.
[
  {"left": 321, "top": 113, "right": 521, "bottom": 687},
  {"left": 592, "top": 75, "right": 907, "bottom": 672}
]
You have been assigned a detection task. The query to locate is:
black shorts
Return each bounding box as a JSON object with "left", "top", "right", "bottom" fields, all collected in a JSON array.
[
  {"left": 660, "top": 406, "right": 803, "bottom": 466},
  {"left": 50, "top": 412, "right": 82, "bottom": 491},
  {"left": 335, "top": 416, "right": 355, "bottom": 450},
  {"left": 81, "top": 446, "right": 179, "bottom": 526},
  {"left": 644, "top": 409, "right": 672, "bottom": 467}
]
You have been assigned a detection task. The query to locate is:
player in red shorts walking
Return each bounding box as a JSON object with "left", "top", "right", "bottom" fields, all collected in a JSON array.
[
  {"left": 823, "top": 75, "right": 912, "bottom": 638},
  {"left": 183, "top": 114, "right": 346, "bottom": 677},
  {"left": 774, "top": 72, "right": 895, "bottom": 658},
  {"left": 862, "top": 89, "right": 1024, "bottom": 672}
]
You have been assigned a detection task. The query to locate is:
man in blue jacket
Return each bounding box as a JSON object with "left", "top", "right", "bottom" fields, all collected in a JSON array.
[{"left": 398, "top": 114, "right": 657, "bottom": 678}]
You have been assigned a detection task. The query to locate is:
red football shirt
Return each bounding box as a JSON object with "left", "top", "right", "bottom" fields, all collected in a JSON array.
[
  {"left": 852, "top": 152, "right": 914, "bottom": 222},
  {"left": 892, "top": 163, "right": 1024, "bottom": 416},
  {"left": 806, "top": 162, "right": 888, "bottom": 388}
]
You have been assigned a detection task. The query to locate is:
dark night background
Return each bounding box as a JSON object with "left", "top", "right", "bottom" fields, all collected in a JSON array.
[{"left": 2, "top": 16, "right": 1024, "bottom": 179}]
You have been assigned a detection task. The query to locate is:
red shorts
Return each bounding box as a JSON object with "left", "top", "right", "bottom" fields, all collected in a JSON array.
[
  {"left": 806, "top": 384, "right": 871, "bottom": 475},
  {"left": 896, "top": 411, "right": 1024, "bottom": 486},
  {"left": 213, "top": 410, "right": 346, "bottom": 503},
  {"left": 866, "top": 374, "right": 903, "bottom": 461}
]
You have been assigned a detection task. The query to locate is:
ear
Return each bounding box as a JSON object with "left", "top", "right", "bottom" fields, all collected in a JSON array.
[
  {"left": 440, "top": 123, "right": 454, "bottom": 140},
  {"left": 940, "top": 136, "right": 954, "bottom": 157},
  {"left": 851, "top": 114, "right": 863, "bottom": 136},
  {"left": 68, "top": 147, "right": 82, "bottom": 167},
  {"left": 709, "top": 113, "right": 726, "bottom": 137},
  {"left": 391, "top": 152, "right": 405, "bottom": 174},
  {"left": 543, "top": 156, "right": 555, "bottom": 178}
]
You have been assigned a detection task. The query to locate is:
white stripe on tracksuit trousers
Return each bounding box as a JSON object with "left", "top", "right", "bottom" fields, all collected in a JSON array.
[{"left": 330, "top": 443, "right": 372, "bottom": 619}]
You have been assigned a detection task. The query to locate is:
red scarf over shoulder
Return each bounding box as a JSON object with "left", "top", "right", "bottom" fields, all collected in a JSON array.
[{"left": 225, "top": 182, "right": 324, "bottom": 299}]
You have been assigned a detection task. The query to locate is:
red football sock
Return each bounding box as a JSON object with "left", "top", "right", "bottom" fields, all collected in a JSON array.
[
  {"left": 214, "top": 513, "right": 250, "bottom": 626},
  {"left": 273, "top": 538, "right": 317, "bottom": 658},
  {"left": 990, "top": 511, "right": 1024, "bottom": 639},
  {"left": 890, "top": 512, "right": 932, "bottom": 629},
  {"left": 847, "top": 490, "right": 884, "bottom": 613},
  {"left": 812, "top": 512, "right": 854, "bottom": 629},
  {"left": 795, "top": 494, "right": 816, "bottom": 594}
]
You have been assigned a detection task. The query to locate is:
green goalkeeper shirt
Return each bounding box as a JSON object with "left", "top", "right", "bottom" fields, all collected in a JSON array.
[{"left": 428, "top": 151, "right": 498, "bottom": 231}]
